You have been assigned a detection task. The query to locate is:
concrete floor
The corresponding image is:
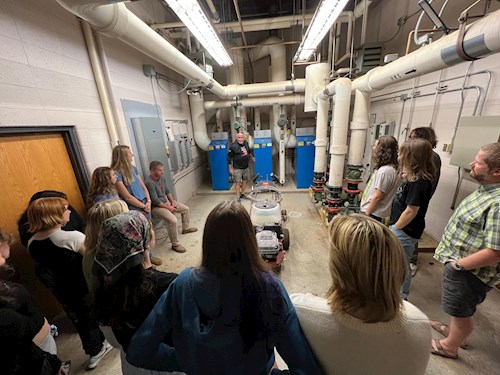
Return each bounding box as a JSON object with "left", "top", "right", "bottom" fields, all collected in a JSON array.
[{"left": 55, "top": 183, "right": 500, "bottom": 374}]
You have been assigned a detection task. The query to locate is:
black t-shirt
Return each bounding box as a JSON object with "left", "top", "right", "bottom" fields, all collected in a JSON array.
[
  {"left": 389, "top": 178, "right": 432, "bottom": 239},
  {"left": 228, "top": 141, "right": 252, "bottom": 169}
]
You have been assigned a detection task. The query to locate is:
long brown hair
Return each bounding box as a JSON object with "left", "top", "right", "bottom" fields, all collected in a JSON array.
[
  {"left": 86, "top": 167, "right": 117, "bottom": 208},
  {"left": 326, "top": 214, "right": 406, "bottom": 323},
  {"left": 27, "top": 197, "right": 68, "bottom": 233},
  {"left": 398, "top": 138, "right": 435, "bottom": 182},
  {"left": 374, "top": 135, "right": 399, "bottom": 169},
  {"left": 111, "top": 145, "right": 133, "bottom": 186},
  {"left": 201, "top": 201, "right": 276, "bottom": 352}
]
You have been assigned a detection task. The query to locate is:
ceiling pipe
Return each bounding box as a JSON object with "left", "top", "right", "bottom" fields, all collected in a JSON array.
[
  {"left": 227, "top": 48, "right": 248, "bottom": 142},
  {"left": 152, "top": 14, "right": 315, "bottom": 32},
  {"left": 352, "top": 9, "right": 500, "bottom": 93},
  {"left": 225, "top": 79, "right": 305, "bottom": 97},
  {"left": 205, "top": 0, "right": 220, "bottom": 24},
  {"left": 204, "top": 94, "right": 305, "bottom": 109},
  {"left": 56, "top": 0, "right": 227, "bottom": 97}
]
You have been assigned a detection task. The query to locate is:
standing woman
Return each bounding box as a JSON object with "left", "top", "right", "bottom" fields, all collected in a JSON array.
[
  {"left": 360, "top": 135, "right": 400, "bottom": 222},
  {"left": 82, "top": 199, "right": 129, "bottom": 293},
  {"left": 93, "top": 211, "right": 179, "bottom": 374},
  {"left": 27, "top": 197, "right": 112, "bottom": 370},
  {"left": 111, "top": 145, "right": 152, "bottom": 220},
  {"left": 86, "top": 167, "right": 119, "bottom": 208},
  {"left": 389, "top": 138, "right": 435, "bottom": 300},
  {"left": 127, "top": 201, "right": 323, "bottom": 375}
]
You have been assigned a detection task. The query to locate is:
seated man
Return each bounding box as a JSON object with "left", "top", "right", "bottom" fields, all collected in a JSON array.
[{"left": 145, "top": 161, "right": 197, "bottom": 253}]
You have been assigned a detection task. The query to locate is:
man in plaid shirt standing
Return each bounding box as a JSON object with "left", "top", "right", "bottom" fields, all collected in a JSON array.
[{"left": 430, "top": 142, "right": 500, "bottom": 360}]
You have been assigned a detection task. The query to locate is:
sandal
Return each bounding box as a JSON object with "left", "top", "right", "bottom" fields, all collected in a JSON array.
[
  {"left": 431, "top": 339, "right": 458, "bottom": 359},
  {"left": 430, "top": 320, "right": 468, "bottom": 349}
]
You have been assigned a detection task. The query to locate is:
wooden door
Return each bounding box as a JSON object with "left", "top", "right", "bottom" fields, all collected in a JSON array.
[{"left": 0, "top": 133, "right": 85, "bottom": 318}]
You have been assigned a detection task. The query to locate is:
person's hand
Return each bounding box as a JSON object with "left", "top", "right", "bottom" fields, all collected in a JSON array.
[
  {"left": 58, "top": 361, "right": 71, "bottom": 375},
  {"left": 144, "top": 201, "right": 151, "bottom": 213},
  {"left": 228, "top": 165, "right": 234, "bottom": 175},
  {"left": 167, "top": 204, "right": 176, "bottom": 213}
]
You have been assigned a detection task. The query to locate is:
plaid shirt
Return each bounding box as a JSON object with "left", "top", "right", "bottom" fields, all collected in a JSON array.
[{"left": 434, "top": 183, "right": 500, "bottom": 287}]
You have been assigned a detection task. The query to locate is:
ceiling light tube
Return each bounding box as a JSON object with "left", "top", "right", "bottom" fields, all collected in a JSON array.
[
  {"left": 294, "top": 0, "right": 349, "bottom": 62},
  {"left": 165, "top": 0, "right": 233, "bottom": 67}
]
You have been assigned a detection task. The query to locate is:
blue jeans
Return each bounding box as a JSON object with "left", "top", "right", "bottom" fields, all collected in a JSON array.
[{"left": 390, "top": 226, "right": 419, "bottom": 300}]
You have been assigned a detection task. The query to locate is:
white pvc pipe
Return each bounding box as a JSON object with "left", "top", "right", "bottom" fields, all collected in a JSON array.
[
  {"left": 81, "top": 20, "right": 119, "bottom": 146},
  {"left": 313, "top": 97, "right": 329, "bottom": 173},
  {"left": 225, "top": 79, "right": 305, "bottom": 97},
  {"left": 152, "top": 14, "right": 314, "bottom": 32},
  {"left": 215, "top": 109, "right": 223, "bottom": 132},
  {"left": 327, "top": 78, "right": 352, "bottom": 187},
  {"left": 204, "top": 94, "right": 304, "bottom": 109},
  {"left": 348, "top": 90, "right": 371, "bottom": 166},
  {"left": 352, "top": 10, "right": 500, "bottom": 93},
  {"left": 305, "top": 63, "right": 330, "bottom": 112},
  {"left": 189, "top": 92, "right": 211, "bottom": 151},
  {"left": 279, "top": 140, "right": 286, "bottom": 184},
  {"left": 254, "top": 108, "right": 261, "bottom": 130},
  {"left": 56, "top": 0, "right": 226, "bottom": 97}
]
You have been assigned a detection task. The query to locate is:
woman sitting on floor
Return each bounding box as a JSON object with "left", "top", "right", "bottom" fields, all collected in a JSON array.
[{"left": 291, "top": 214, "right": 431, "bottom": 375}]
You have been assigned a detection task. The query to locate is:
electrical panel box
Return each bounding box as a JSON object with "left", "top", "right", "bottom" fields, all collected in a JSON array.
[
  {"left": 254, "top": 130, "right": 273, "bottom": 182},
  {"left": 175, "top": 134, "right": 188, "bottom": 169},
  {"left": 451, "top": 116, "right": 500, "bottom": 168},
  {"left": 370, "top": 121, "right": 395, "bottom": 144},
  {"left": 167, "top": 140, "right": 182, "bottom": 171},
  {"left": 209, "top": 132, "right": 230, "bottom": 190},
  {"left": 130, "top": 116, "right": 174, "bottom": 194},
  {"left": 295, "top": 127, "right": 316, "bottom": 189}
]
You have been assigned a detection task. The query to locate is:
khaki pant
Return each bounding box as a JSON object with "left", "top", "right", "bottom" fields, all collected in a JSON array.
[{"left": 152, "top": 203, "right": 190, "bottom": 246}]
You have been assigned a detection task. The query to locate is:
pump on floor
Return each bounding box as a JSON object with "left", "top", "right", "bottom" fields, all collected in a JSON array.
[
  {"left": 208, "top": 132, "right": 230, "bottom": 190},
  {"left": 294, "top": 127, "right": 315, "bottom": 188},
  {"left": 253, "top": 130, "right": 273, "bottom": 182}
]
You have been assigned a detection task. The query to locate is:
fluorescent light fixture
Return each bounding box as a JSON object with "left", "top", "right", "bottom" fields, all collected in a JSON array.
[
  {"left": 418, "top": 0, "right": 450, "bottom": 34},
  {"left": 294, "top": 0, "right": 349, "bottom": 62},
  {"left": 165, "top": 0, "right": 233, "bottom": 67}
]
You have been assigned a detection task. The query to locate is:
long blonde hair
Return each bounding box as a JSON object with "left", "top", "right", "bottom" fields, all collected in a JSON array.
[
  {"left": 326, "top": 214, "right": 407, "bottom": 323},
  {"left": 398, "top": 138, "right": 435, "bottom": 182},
  {"left": 111, "top": 145, "right": 133, "bottom": 186},
  {"left": 27, "top": 197, "right": 68, "bottom": 233},
  {"left": 84, "top": 199, "right": 129, "bottom": 252}
]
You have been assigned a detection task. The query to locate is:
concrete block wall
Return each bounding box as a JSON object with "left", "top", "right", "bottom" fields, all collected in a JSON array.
[
  {"left": 0, "top": 0, "right": 206, "bottom": 203},
  {"left": 365, "top": 0, "right": 500, "bottom": 240}
]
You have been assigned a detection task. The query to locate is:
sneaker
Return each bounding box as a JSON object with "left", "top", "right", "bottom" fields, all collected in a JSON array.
[
  {"left": 87, "top": 340, "right": 112, "bottom": 369},
  {"left": 240, "top": 194, "right": 247, "bottom": 200},
  {"left": 172, "top": 244, "right": 187, "bottom": 253},
  {"left": 182, "top": 227, "right": 198, "bottom": 234},
  {"left": 410, "top": 263, "right": 417, "bottom": 277},
  {"left": 150, "top": 256, "right": 163, "bottom": 266}
]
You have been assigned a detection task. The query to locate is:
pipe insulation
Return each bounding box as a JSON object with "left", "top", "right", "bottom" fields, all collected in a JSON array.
[
  {"left": 352, "top": 10, "right": 500, "bottom": 93},
  {"left": 204, "top": 94, "right": 305, "bottom": 109},
  {"left": 81, "top": 20, "right": 120, "bottom": 146},
  {"left": 327, "top": 78, "right": 352, "bottom": 187},
  {"left": 313, "top": 97, "right": 329, "bottom": 173},
  {"left": 348, "top": 90, "right": 371, "bottom": 166},
  {"left": 56, "top": 0, "right": 226, "bottom": 96},
  {"left": 189, "top": 92, "right": 211, "bottom": 151},
  {"left": 305, "top": 63, "right": 330, "bottom": 112}
]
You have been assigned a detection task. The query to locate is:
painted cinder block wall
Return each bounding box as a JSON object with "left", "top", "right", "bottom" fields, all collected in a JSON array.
[{"left": 0, "top": 0, "right": 205, "bottom": 204}]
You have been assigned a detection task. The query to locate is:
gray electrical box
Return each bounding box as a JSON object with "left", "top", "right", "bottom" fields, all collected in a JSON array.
[
  {"left": 167, "top": 140, "right": 182, "bottom": 171},
  {"left": 450, "top": 116, "right": 500, "bottom": 169},
  {"left": 130, "top": 116, "right": 174, "bottom": 194}
]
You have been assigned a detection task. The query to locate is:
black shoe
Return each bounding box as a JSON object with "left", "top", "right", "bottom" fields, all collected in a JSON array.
[{"left": 240, "top": 194, "right": 247, "bottom": 200}]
